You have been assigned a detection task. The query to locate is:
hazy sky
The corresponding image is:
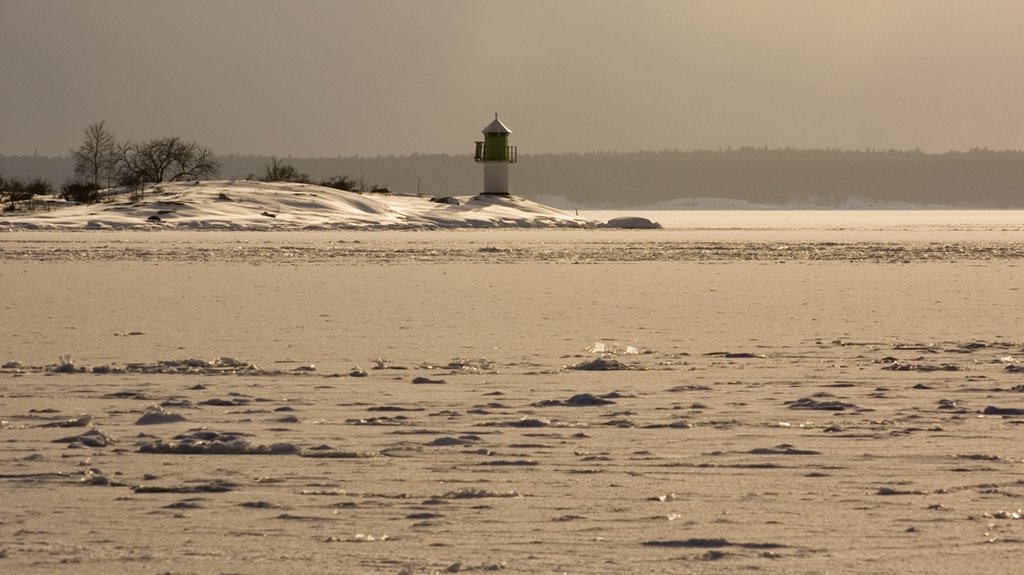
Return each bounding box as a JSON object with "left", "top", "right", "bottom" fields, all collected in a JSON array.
[{"left": 3, "top": 0, "right": 1024, "bottom": 157}]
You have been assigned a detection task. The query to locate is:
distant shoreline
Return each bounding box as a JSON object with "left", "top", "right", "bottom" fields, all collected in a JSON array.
[{"left": 6, "top": 148, "right": 1024, "bottom": 209}]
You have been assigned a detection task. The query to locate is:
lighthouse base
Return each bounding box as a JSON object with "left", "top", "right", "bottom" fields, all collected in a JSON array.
[{"left": 483, "top": 162, "right": 510, "bottom": 195}]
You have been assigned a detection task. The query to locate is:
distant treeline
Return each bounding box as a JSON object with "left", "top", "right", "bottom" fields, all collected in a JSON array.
[
  {"left": 4, "top": 148, "right": 1024, "bottom": 208},
  {"left": 521, "top": 148, "right": 1024, "bottom": 208}
]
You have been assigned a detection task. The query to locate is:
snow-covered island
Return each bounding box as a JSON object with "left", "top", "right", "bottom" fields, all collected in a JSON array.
[{"left": 0, "top": 180, "right": 599, "bottom": 230}]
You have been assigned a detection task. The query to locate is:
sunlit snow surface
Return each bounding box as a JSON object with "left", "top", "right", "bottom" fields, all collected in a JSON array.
[{"left": 0, "top": 181, "right": 593, "bottom": 230}]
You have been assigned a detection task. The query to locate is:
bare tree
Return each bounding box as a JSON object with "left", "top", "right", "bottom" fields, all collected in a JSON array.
[
  {"left": 260, "top": 157, "right": 309, "bottom": 183},
  {"left": 0, "top": 172, "right": 8, "bottom": 207},
  {"left": 72, "top": 121, "right": 117, "bottom": 189},
  {"left": 115, "top": 137, "right": 221, "bottom": 185}
]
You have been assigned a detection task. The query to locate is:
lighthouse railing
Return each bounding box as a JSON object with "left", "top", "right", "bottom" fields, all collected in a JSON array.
[{"left": 474, "top": 142, "right": 517, "bottom": 163}]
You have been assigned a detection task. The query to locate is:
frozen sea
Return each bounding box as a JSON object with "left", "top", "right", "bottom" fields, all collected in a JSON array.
[{"left": 2, "top": 208, "right": 1024, "bottom": 575}]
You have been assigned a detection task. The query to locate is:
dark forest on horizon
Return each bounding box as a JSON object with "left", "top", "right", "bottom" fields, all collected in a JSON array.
[{"left": 3, "top": 148, "right": 1024, "bottom": 208}]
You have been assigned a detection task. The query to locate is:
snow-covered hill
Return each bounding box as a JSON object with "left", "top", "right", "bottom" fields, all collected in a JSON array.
[{"left": 1, "top": 181, "right": 595, "bottom": 230}]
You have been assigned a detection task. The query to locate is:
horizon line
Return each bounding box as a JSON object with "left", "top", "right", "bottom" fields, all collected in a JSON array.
[{"left": 5, "top": 146, "right": 1024, "bottom": 160}]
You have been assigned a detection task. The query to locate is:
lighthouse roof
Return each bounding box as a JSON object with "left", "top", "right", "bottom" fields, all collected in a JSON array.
[{"left": 482, "top": 114, "right": 511, "bottom": 135}]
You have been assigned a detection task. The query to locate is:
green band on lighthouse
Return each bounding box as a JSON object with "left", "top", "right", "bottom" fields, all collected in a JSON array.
[{"left": 482, "top": 133, "right": 509, "bottom": 162}]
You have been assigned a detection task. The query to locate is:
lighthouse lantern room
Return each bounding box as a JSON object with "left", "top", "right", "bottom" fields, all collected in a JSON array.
[{"left": 474, "top": 114, "right": 517, "bottom": 195}]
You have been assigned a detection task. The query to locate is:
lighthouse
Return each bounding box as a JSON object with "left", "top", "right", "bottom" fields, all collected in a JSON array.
[{"left": 473, "top": 114, "right": 517, "bottom": 195}]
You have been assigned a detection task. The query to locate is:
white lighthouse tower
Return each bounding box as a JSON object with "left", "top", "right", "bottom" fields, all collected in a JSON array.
[{"left": 474, "top": 114, "right": 517, "bottom": 195}]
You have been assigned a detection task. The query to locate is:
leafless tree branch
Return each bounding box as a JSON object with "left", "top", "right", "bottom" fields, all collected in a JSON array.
[{"left": 116, "top": 137, "right": 221, "bottom": 185}]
